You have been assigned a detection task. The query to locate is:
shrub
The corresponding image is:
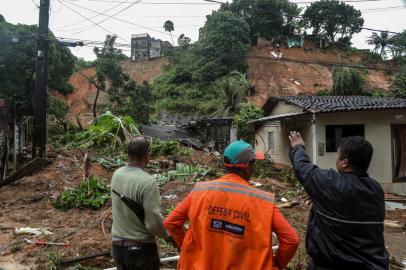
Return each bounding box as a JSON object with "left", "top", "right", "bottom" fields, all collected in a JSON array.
[
  {"left": 150, "top": 140, "right": 191, "bottom": 158},
  {"left": 390, "top": 72, "right": 406, "bottom": 98},
  {"left": 54, "top": 177, "right": 110, "bottom": 210},
  {"left": 280, "top": 169, "right": 300, "bottom": 188},
  {"left": 233, "top": 103, "right": 263, "bottom": 144}
]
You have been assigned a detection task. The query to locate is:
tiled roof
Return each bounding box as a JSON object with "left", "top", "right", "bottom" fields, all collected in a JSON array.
[{"left": 269, "top": 96, "right": 406, "bottom": 113}]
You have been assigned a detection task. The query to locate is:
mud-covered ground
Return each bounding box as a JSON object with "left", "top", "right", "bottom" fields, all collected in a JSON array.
[{"left": 0, "top": 150, "right": 405, "bottom": 270}]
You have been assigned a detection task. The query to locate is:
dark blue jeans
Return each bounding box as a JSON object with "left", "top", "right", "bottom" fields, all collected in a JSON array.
[{"left": 112, "top": 243, "right": 159, "bottom": 270}]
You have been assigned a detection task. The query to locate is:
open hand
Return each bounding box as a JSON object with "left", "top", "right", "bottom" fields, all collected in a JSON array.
[{"left": 289, "top": 131, "right": 305, "bottom": 148}]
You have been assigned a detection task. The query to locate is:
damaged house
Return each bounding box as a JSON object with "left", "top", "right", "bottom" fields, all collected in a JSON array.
[{"left": 252, "top": 96, "right": 406, "bottom": 195}]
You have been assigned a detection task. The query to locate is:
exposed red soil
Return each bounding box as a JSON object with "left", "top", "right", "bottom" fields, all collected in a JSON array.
[{"left": 247, "top": 44, "right": 395, "bottom": 107}]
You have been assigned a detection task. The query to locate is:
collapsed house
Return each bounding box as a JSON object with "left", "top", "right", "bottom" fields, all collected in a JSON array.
[
  {"left": 0, "top": 99, "right": 28, "bottom": 182},
  {"left": 252, "top": 96, "right": 406, "bottom": 195}
]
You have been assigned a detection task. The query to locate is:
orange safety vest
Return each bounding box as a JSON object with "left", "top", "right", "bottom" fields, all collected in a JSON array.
[{"left": 178, "top": 174, "right": 277, "bottom": 270}]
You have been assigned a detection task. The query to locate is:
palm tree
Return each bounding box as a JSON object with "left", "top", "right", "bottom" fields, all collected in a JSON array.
[
  {"left": 214, "top": 71, "right": 250, "bottom": 117},
  {"left": 163, "top": 20, "right": 175, "bottom": 45},
  {"left": 366, "top": 31, "right": 393, "bottom": 58}
]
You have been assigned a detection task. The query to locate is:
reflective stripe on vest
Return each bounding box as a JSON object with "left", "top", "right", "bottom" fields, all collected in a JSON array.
[{"left": 193, "top": 181, "right": 274, "bottom": 203}]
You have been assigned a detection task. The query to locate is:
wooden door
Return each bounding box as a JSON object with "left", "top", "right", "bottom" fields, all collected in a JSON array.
[{"left": 392, "top": 125, "right": 406, "bottom": 182}]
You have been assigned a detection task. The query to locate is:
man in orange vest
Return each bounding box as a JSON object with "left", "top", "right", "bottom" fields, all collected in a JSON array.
[{"left": 164, "top": 141, "right": 299, "bottom": 270}]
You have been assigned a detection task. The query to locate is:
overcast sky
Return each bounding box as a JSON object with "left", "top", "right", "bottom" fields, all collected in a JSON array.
[{"left": 1, "top": 0, "right": 405, "bottom": 60}]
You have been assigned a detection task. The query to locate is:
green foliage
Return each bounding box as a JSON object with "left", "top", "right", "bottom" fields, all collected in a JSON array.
[
  {"left": 68, "top": 112, "right": 140, "bottom": 149},
  {"left": 361, "top": 51, "right": 383, "bottom": 64},
  {"left": 280, "top": 169, "right": 300, "bottom": 188},
  {"left": 177, "top": 34, "right": 191, "bottom": 50},
  {"left": 366, "top": 31, "right": 394, "bottom": 58},
  {"left": 47, "top": 95, "right": 68, "bottom": 121},
  {"left": 47, "top": 252, "right": 62, "bottom": 270},
  {"left": 225, "top": 0, "right": 304, "bottom": 41},
  {"left": 152, "top": 10, "right": 250, "bottom": 115},
  {"left": 233, "top": 103, "right": 263, "bottom": 144},
  {"left": 332, "top": 66, "right": 365, "bottom": 95},
  {"left": 0, "top": 18, "right": 75, "bottom": 105},
  {"left": 253, "top": 158, "right": 273, "bottom": 178},
  {"left": 213, "top": 71, "right": 250, "bottom": 116},
  {"left": 150, "top": 140, "right": 191, "bottom": 158},
  {"left": 163, "top": 20, "right": 175, "bottom": 45},
  {"left": 317, "top": 89, "right": 330, "bottom": 96},
  {"left": 163, "top": 20, "right": 174, "bottom": 33},
  {"left": 390, "top": 72, "right": 406, "bottom": 98},
  {"left": 89, "top": 35, "right": 133, "bottom": 118},
  {"left": 195, "top": 10, "right": 250, "bottom": 81},
  {"left": 109, "top": 81, "right": 153, "bottom": 124},
  {"left": 390, "top": 30, "right": 406, "bottom": 58},
  {"left": 303, "top": 0, "right": 364, "bottom": 44},
  {"left": 53, "top": 176, "right": 110, "bottom": 210}
]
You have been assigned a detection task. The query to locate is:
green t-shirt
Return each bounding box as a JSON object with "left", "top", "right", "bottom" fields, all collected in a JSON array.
[{"left": 111, "top": 166, "right": 168, "bottom": 242}]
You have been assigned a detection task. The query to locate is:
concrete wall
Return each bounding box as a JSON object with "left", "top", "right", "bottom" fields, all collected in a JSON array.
[
  {"left": 270, "top": 102, "right": 304, "bottom": 116},
  {"left": 255, "top": 108, "right": 406, "bottom": 195},
  {"left": 315, "top": 110, "right": 406, "bottom": 195},
  {"left": 255, "top": 118, "right": 313, "bottom": 166}
]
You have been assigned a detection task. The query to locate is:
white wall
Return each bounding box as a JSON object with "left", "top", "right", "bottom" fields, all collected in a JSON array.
[
  {"left": 255, "top": 109, "right": 406, "bottom": 195},
  {"left": 315, "top": 110, "right": 406, "bottom": 195}
]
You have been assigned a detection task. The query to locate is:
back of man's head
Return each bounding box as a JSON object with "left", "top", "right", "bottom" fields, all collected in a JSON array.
[
  {"left": 338, "top": 136, "right": 373, "bottom": 173},
  {"left": 128, "top": 136, "right": 150, "bottom": 161}
]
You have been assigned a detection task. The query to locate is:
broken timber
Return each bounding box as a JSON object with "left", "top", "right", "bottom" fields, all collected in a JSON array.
[{"left": 0, "top": 157, "right": 48, "bottom": 187}]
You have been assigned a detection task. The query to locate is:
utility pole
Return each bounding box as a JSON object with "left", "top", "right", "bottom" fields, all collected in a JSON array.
[{"left": 33, "top": 0, "right": 50, "bottom": 158}]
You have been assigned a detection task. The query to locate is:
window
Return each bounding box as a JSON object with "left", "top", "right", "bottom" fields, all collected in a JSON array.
[
  {"left": 268, "top": 132, "right": 274, "bottom": 152},
  {"left": 325, "top": 125, "right": 364, "bottom": 152}
]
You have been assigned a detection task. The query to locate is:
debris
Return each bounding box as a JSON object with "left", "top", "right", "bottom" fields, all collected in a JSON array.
[
  {"left": 280, "top": 197, "right": 288, "bottom": 203},
  {"left": 14, "top": 227, "right": 52, "bottom": 236},
  {"left": 277, "top": 201, "right": 300, "bottom": 209},
  {"left": 67, "top": 112, "right": 140, "bottom": 150},
  {"left": 0, "top": 158, "right": 48, "bottom": 187},
  {"left": 61, "top": 251, "right": 111, "bottom": 265},
  {"left": 249, "top": 181, "right": 262, "bottom": 187},
  {"left": 24, "top": 238, "right": 70, "bottom": 247},
  {"left": 82, "top": 153, "right": 91, "bottom": 181},
  {"left": 384, "top": 220, "right": 406, "bottom": 230},
  {"left": 386, "top": 201, "right": 406, "bottom": 211},
  {"left": 162, "top": 194, "right": 178, "bottom": 200}
]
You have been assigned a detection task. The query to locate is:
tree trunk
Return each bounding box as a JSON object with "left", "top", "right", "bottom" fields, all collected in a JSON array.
[
  {"left": 170, "top": 33, "right": 174, "bottom": 46},
  {"left": 93, "top": 87, "right": 100, "bottom": 119}
]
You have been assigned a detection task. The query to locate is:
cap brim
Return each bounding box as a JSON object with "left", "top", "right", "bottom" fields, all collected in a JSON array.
[{"left": 255, "top": 151, "right": 265, "bottom": 160}]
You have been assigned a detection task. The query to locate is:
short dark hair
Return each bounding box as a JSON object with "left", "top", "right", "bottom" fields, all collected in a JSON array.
[
  {"left": 338, "top": 136, "right": 373, "bottom": 173},
  {"left": 128, "top": 137, "right": 150, "bottom": 160}
]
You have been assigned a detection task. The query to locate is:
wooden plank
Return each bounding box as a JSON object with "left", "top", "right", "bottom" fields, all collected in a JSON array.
[{"left": 0, "top": 158, "right": 48, "bottom": 187}]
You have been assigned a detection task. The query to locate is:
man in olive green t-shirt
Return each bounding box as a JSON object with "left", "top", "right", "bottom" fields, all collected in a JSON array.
[{"left": 111, "top": 137, "right": 169, "bottom": 270}]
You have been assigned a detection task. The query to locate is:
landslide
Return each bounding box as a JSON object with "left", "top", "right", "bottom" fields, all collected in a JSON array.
[
  {"left": 54, "top": 58, "right": 168, "bottom": 127},
  {"left": 57, "top": 44, "right": 396, "bottom": 121},
  {"left": 247, "top": 43, "right": 396, "bottom": 107}
]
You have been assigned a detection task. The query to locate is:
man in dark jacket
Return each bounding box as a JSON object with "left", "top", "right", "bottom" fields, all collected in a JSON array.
[{"left": 288, "top": 132, "right": 389, "bottom": 270}]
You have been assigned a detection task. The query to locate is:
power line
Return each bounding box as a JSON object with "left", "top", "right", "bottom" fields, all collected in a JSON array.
[
  {"left": 65, "top": 0, "right": 218, "bottom": 4},
  {"left": 59, "top": 0, "right": 181, "bottom": 38},
  {"left": 71, "top": 0, "right": 142, "bottom": 36},
  {"left": 57, "top": 0, "right": 131, "bottom": 31},
  {"left": 58, "top": 0, "right": 130, "bottom": 42}
]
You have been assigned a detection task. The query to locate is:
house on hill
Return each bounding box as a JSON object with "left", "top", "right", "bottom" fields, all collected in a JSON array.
[
  {"left": 131, "top": 33, "right": 173, "bottom": 61},
  {"left": 252, "top": 96, "right": 406, "bottom": 195}
]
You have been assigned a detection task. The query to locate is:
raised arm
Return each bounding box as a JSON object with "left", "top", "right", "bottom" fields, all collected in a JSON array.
[{"left": 288, "top": 131, "right": 339, "bottom": 200}]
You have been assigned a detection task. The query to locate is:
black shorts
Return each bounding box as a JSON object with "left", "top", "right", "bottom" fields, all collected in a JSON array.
[{"left": 112, "top": 242, "right": 159, "bottom": 270}]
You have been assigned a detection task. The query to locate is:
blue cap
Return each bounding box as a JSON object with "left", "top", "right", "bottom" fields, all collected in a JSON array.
[{"left": 224, "top": 141, "right": 265, "bottom": 168}]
